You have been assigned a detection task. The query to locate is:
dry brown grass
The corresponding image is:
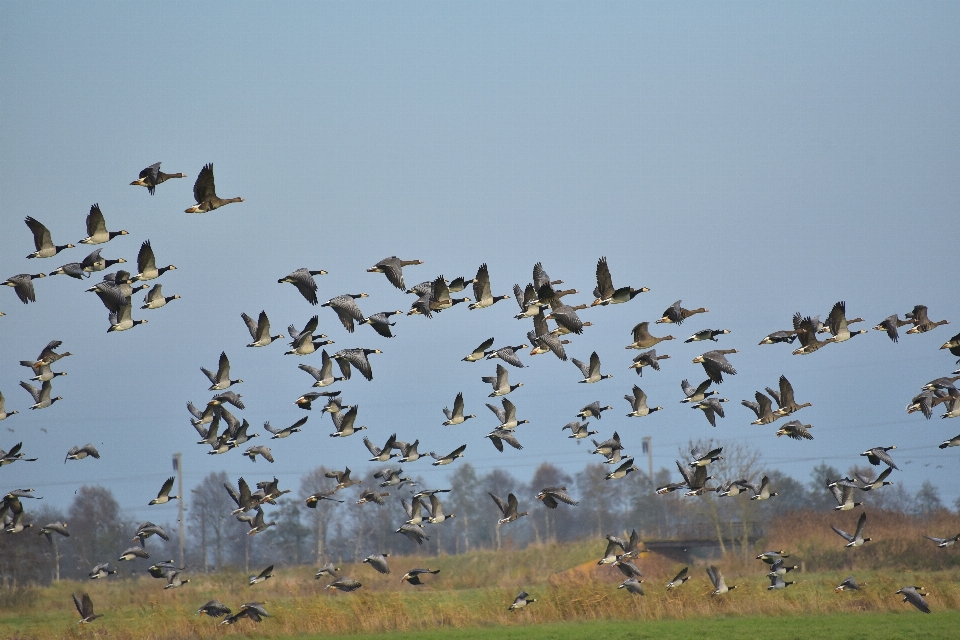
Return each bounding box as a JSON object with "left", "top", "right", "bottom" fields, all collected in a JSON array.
[{"left": 4, "top": 529, "right": 960, "bottom": 640}]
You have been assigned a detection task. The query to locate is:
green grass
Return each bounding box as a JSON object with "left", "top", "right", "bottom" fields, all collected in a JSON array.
[{"left": 281, "top": 611, "right": 960, "bottom": 640}]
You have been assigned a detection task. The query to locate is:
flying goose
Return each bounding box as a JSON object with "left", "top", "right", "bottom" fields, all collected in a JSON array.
[
  {"left": 591, "top": 432, "right": 623, "bottom": 456},
  {"left": 442, "top": 392, "right": 475, "bottom": 425},
  {"left": 690, "top": 447, "right": 723, "bottom": 467},
  {"left": 131, "top": 240, "right": 176, "bottom": 282},
  {"left": 536, "top": 487, "right": 578, "bottom": 509},
  {"left": 707, "top": 565, "right": 736, "bottom": 595},
  {"left": 486, "top": 428, "right": 523, "bottom": 452},
  {"left": 905, "top": 305, "right": 950, "bottom": 334},
  {"left": 829, "top": 482, "right": 863, "bottom": 511},
  {"left": 767, "top": 559, "right": 798, "bottom": 576},
  {"left": 298, "top": 351, "right": 344, "bottom": 388},
  {"left": 249, "top": 564, "right": 274, "bottom": 586},
  {"left": 759, "top": 330, "right": 797, "bottom": 345},
  {"left": 776, "top": 420, "right": 814, "bottom": 440},
  {"left": 757, "top": 550, "right": 789, "bottom": 564},
  {"left": 402, "top": 497, "right": 426, "bottom": 525},
  {"left": 30, "top": 363, "right": 66, "bottom": 383},
  {"left": 305, "top": 490, "right": 344, "bottom": 507},
  {"left": 79, "top": 204, "right": 128, "bottom": 245},
  {"left": 605, "top": 458, "right": 639, "bottom": 480},
  {"left": 573, "top": 351, "right": 611, "bottom": 383},
  {"left": 65, "top": 444, "right": 99, "bottom": 463},
  {"left": 509, "top": 591, "right": 537, "bottom": 611},
  {"left": 164, "top": 571, "right": 189, "bottom": 589},
  {"left": 626, "top": 322, "right": 674, "bottom": 350},
  {"left": 938, "top": 434, "right": 960, "bottom": 449},
  {"left": 855, "top": 467, "right": 893, "bottom": 491},
  {"left": 149, "top": 477, "right": 180, "bottom": 504},
  {"left": 591, "top": 257, "right": 648, "bottom": 305},
  {"left": 184, "top": 163, "right": 243, "bottom": 213},
  {"left": 832, "top": 512, "right": 870, "bottom": 547},
  {"left": 629, "top": 349, "right": 670, "bottom": 376},
  {"left": 692, "top": 349, "right": 737, "bottom": 383},
  {"left": 265, "top": 416, "right": 308, "bottom": 439},
  {"left": 314, "top": 563, "right": 340, "bottom": 580},
  {"left": 326, "top": 577, "right": 363, "bottom": 592},
  {"left": 246, "top": 509, "right": 276, "bottom": 535},
  {"left": 220, "top": 602, "right": 270, "bottom": 625},
  {"left": 73, "top": 593, "right": 102, "bottom": 624},
  {"left": 767, "top": 574, "right": 795, "bottom": 590},
  {"left": 940, "top": 331, "right": 960, "bottom": 363},
  {"left": 374, "top": 467, "right": 410, "bottom": 489},
  {"left": 528, "top": 318, "right": 570, "bottom": 360},
  {"left": 545, "top": 304, "right": 586, "bottom": 335},
  {"left": 715, "top": 479, "right": 753, "bottom": 497},
  {"left": 693, "top": 397, "right": 727, "bottom": 427},
  {"left": 675, "top": 460, "right": 711, "bottom": 495},
  {"left": 47, "top": 261, "right": 87, "bottom": 280},
  {"left": 922, "top": 375, "right": 960, "bottom": 391},
  {"left": 861, "top": 446, "right": 898, "bottom": 469},
  {"left": 243, "top": 445, "right": 274, "bottom": 463},
  {"left": 462, "top": 337, "right": 496, "bottom": 362},
  {"left": 562, "top": 421, "right": 598, "bottom": 439},
  {"left": 133, "top": 522, "right": 169, "bottom": 545},
  {"left": 25, "top": 217, "right": 74, "bottom": 259},
  {"left": 924, "top": 533, "right": 960, "bottom": 548},
  {"left": 88, "top": 563, "right": 117, "bottom": 580},
  {"left": 486, "top": 398, "right": 527, "bottom": 430},
  {"left": 769, "top": 375, "right": 811, "bottom": 416},
  {"left": 577, "top": 401, "right": 612, "bottom": 419},
  {"left": 896, "top": 586, "right": 930, "bottom": 613},
  {"left": 130, "top": 162, "right": 186, "bottom": 194},
  {"left": 430, "top": 444, "right": 466, "bottom": 466},
  {"left": 425, "top": 494, "right": 455, "bottom": 524},
  {"left": 822, "top": 301, "right": 867, "bottom": 342},
  {"left": 482, "top": 363, "right": 523, "bottom": 397},
  {"left": 0, "top": 443, "right": 37, "bottom": 466},
  {"left": 666, "top": 567, "right": 690, "bottom": 589},
  {"left": 749, "top": 476, "right": 778, "bottom": 501},
  {"left": 618, "top": 578, "right": 645, "bottom": 595},
  {"left": 197, "top": 600, "right": 231, "bottom": 618},
  {"left": 38, "top": 522, "right": 69, "bottom": 543},
  {"left": 367, "top": 256, "right": 423, "bottom": 290},
  {"left": 401, "top": 568, "right": 441, "bottom": 585},
  {"left": 657, "top": 301, "right": 708, "bottom": 325},
  {"left": 118, "top": 546, "right": 149, "bottom": 561},
  {"left": 469, "top": 263, "right": 510, "bottom": 309},
  {"left": 242, "top": 311, "right": 283, "bottom": 347},
  {"left": 685, "top": 329, "right": 730, "bottom": 343},
  {"left": 80, "top": 249, "right": 125, "bottom": 274},
  {"left": 490, "top": 492, "right": 528, "bottom": 524},
  {"left": 792, "top": 313, "right": 836, "bottom": 355},
  {"left": 329, "top": 406, "right": 366, "bottom": 437},
  {"left": 279, "top": 268, "right": 328, "bottom": 305},
  {"left": 3, "top": 273, "right": 45, "bottom": 304},
  {"left": 486, "top": 345, "right": 527, "bottom": 368},
  {"left": 201, "top": 351, "right": 242, "bottom": 391},
  {"left": 625, "top": 385, "right": 662, "bottom": 417},
  {"left": 681, "top": 378, "right": 716, "bottom": 404},
  {"left": 358, "top": 310, "right": 402, "bottom": 337},
  {"left": 363, "top": 434, "right": 398, "bottom": 462},
  {"left": 396, "top": 523, "right": 429, "bottom": 545},
  {"left": 322, "top": 293, "right": 368, "bottom": 332},
  {"left": 102, "top": 288, "right": 149, "bottom": 332},
  {"left": 285, "top": 316, "right": 332, "bottom": 356},
  {"left": 0, "top": 392, "right": 18, "bottom": 421},
  {"left": 742, "top": 391, "right": 778, "bottom": 424},
  {"left": 332, "top": 348, "right": 382, "bottom": 381},
  {"left": 874, "top": 314, "right": 912, "bottom": 343},
  {"left": 325, "top": 466, "right": 361, "bottom": 491},
  {"left": 141, "top": 284, "right": 180, "bottom": 309}
]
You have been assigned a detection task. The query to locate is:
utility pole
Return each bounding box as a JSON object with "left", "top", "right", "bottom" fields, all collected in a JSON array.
[
  {"left": 642, "top": 437, "right": 653, "bottom": 482},
  {"left": 173, "top": 453, "right": 185, "bottom": 569}
]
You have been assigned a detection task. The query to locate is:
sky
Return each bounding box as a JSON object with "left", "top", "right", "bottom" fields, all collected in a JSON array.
[{"left": 1, "top": 1, "right": 959, "bottom": 525}]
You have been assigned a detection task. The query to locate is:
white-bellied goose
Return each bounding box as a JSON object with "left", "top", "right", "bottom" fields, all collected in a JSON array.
[
  {"left": 326, "top": 577, "right": 363, "bottom": 592},
  {"left": 757, "top": 550, "right": 789, "bottom": 564},
  {"left": 131, "top": 240, "right": 176, "bottom": 282},
  {"left": 3, "top": 273, "right": 45, "bottom": 304},
  {"left": 486, "top": 397, "right": 527, "bottom": 430},
  {"left": 792, "top": 313, "right": 835, "bottom": 355},
  {"left": 197, "top": 600, "right": 232, "bottom": 617},
  {"left": 21, "top": 381, "right": 62, "bottom": 410},
  {"left": 246, "top": 509, "right": 276, "bottom": 535},
  {"left": 367, "top": 256, "right": 423, "bottom": 290},
  {"left": 298, "top": 351, "right": 343, "bottom": 387},
  {"left": 356, "top": 489, "right": 390, "bottom": 506},
  {"left": 832, "top": 512, "right": 870, "bottom": 547},
  {"left": 79, "top": 204, "right": 128, "bottom": 245},
  {"left": 490, "top": 492, "right": 528, "bottom": 524},
  {"left": 0, "top": 443, "right": 37, "bottom": 466},
  {"left": 666, "top": 567, "right": 690, "bottom": 589},
  {"left": 767, "top": 574, "right": 795, "bottom": 590},
  {"left": 629, "top": 349, "right": 670, "bottom": 376},
  {"left": 690, "top": 446, "right": 723, "bottom": 467},
  {"left": 657, "top": 301, "right": 707, "bottom": 325},
  {"left": 482, "top": 363, "right": 522, "bottom": 397},
  {"left": 545, "top": 304, "right": 585, "bottom": 335},
  {"left": 692, "top": 349, "right": 737, "bottom": 383},
  {"left": 149, "top": 477, "right": 179, "bottom": 504},
  {"left": 364, "top": 434, "right": 398, "bottom": 462},
  {"left": 359, "top": 310, "right": 402, "bottom": 337},
  {"left": 619, "top": 578, "right": 644, "bottom": 595},
  {"left": 749, "top": 476, "right": 778, "bottom": 501},
  {"left": 777, "top": 420, "right": 813, "bottom": 440},
  {"left": 426, "top": 494, "right": 454, "bottom": 524},
  {"left": 133, "top": 522, "right": 169, "bottom": 545},
  {"left": 396, "top": 523, "right": 429, "bottom": 545},
  {"left": 25, "top": 217, "right": 74, "bottom": 259},
  {"left": 243, "top": 445, "right": 274, "bottom": 463},
  {"left": 401, "top": 568, "right": 440, "bottom": 585},
  {"left": 0, "top": 391, "right": 18, "bottom": 421},
  {"left": 536, "top": 487, "right": 578, "bottom": 508},
  {"left": 924, "top": 533, "right": 960, "bottom": 548},
  {"left": 685, "top": 329, "right": 730, "bottom": 343},
  {"left": 463, "top": 337, "right": 495, "bottom": 362},
  {"left": 73, "top": 593, "right": 102, "bottom": 624},
  {"left": 873, "top": 314, "right": 910, "bottom": 343},
  {"left": 242, "top": 311, "right": 283, "bottom": 347},
  {"left": 202, "top": 351, "right": 242, "bottom": 391},
  {"left": 325, "top": 466, "right": 360, "bottom": 491},
  {"left": 141, "top": 284, "right": 179, "bottom": 309},
  {"left": 48, "top": 261, "right": 86, "bottom": 280},
  {"left": 829, "top": 482, "right": 863, "bottom": 511},
  {"left": 605, "top": 458, "right": 639, "bottom": 480},
  {"left": 896, "top": 586, "right": 930, "bottom": 613},
  {"left": 591, "top": 257, "right": 648, "bottom": 305},
  {"left": 693, "top": 397, "right": 727, "bottom": 427},
  {"left": 220, "top": 602, "right": 270, "bottom": 624},
  {"left": 103, "top": 288, "right": 148, "bottom": 333},
  {"left": 314, "top": 563, "right": 340, "bottom": 579},
  {"left": 681, "top": 378, "right": 716, "bottom": 404},
  {"left": 38, "top": 522, "right": 69, "bottom": 543},
  {"left": 280, "top": 268, "right": 328, "bottom": 305},
  {"left": 329, "top": 406, "right": 366, "bottom": 437},
  {"left": 403, "top": 497, "right": 427, "bottom": 525},
  {"left": 855, "top": 467, "right": 893, "bottom": 491},
  {"left": 131, "top": 162, "right": 186, "bottom": 194},
  {"left": 265, "top": 416, "right": 308, "bottom": 439},
  {"left": 513, "top": 283, "right": 543, "bottom": 319},
  {"left": 164, "top": 571, "right": 189, "bottom": 589},
  {"left": 332, "top": 348, "right": 382, "bottom": 381},
  {"left": 509, "top": 591, "right": 537, "bottom": 611},
  {"left": 442, "top": 392, "right": 475, "bottom": 425},
  {"left": 185, "top": 164, "right": 243, "bottom": 213},
  {"left": 323, "top": 293, "right": 368, "bottom": 332},
  {"left": 861, "top": 445, "right": 898, "bottom": 469},
  {"left": 707, "top": 565, "right": 736, "bottom": 595},
  {"left": 573, "top": 351, "right": 611, "bottom": 383},
  {"left": 430, "top": 444, "right": 466, "bottom": 466},
  {"left": 469, "top": 263, "right": 510, "bottom": 309},
  {"left": 939, "top": 433, "right": 960, "bottom": 448},
  {"left": 486, "top": 428, "right": 523, "bottom": 452},
  {"left": 742, "top": 391, "right": 777, "bottom": 424},
  {"left": 759, "top": 330, "right": 797, "bottom": 345},
  {"left": 118, "top": 545, "right": 148, "bottom": 561},
  {"left": 88, "top": 563, "right": 117, "bottom": 580},
  {"left": 577, "top": 401, "right": 612, "bottom": 419},
  {"left": 486, "top": 345, "right": 527, "bottom": 368},
  {"left": 906, "top": 304, "right": 950, "bottom": 334},
  {"left": 822, "top": 301, "right": 866, "bottom": 342},
  {"left": 249, "top": 564, "right": 274, "bottom": 585},
  {"left": 625, "top": 385, "right": 662, "bottom": 417},
  {"left": 562, "top": 421, "right": 598, "bottom": 439},
  {"left": 285, "top": 316, "right": 331, "bottom": 356}
]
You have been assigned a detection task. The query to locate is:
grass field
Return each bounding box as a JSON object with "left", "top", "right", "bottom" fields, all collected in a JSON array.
[{"left": 2, "top": 538, "right": 958, "bottom": 639}]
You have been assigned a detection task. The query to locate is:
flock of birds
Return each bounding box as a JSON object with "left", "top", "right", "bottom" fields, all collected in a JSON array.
[{"left": 1, "top": 161, "right": 959, "bottom": 625}]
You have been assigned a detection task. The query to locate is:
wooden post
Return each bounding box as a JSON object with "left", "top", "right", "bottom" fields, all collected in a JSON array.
[{"left": 173, "top": 453, "right": 185, "bottom": 569}]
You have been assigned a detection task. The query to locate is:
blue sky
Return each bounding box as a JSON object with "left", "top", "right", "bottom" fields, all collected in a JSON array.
[{"left": 1, "top": 1, "right": 959, "bottom": 522}]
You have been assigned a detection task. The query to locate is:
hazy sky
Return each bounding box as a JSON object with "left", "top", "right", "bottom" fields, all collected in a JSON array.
[{"left": 1, "top": 2, "right": 959, "bottom": 524}]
